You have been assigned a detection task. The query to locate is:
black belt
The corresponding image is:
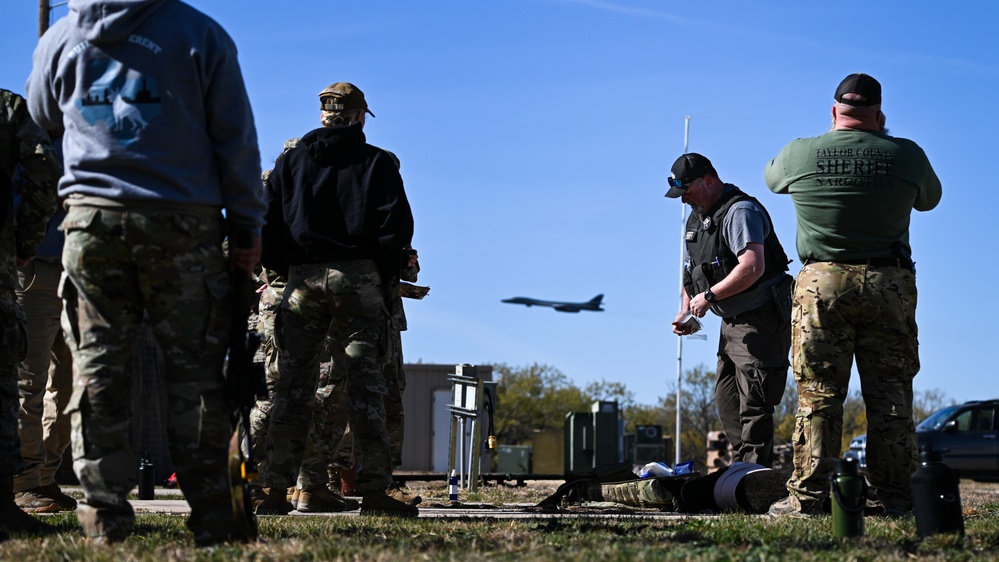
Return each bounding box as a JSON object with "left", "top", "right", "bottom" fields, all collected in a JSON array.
[{"left": 803, "top": 257, "right": 914, "bottom": 272}]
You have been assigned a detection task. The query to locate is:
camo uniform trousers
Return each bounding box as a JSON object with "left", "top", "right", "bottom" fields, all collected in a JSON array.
[
  {"left": 60, "top": 203, "right": 236, "bottom": 541},
  {"left": 250, "top": 276, "right": 352, "bottom": 490},
  {"left": 248, "top": 277, "right": 285, "bottom": 485},
  {"left": 311, "top": 324, "right": 406, "bottom": 486},
  {"left": 785, "top": 261, "right": 919, "bottom": 511},
  {"left": 264, "top": 260, "right": 392, "bottom": 493},
  {"left": 383, "top": 327, "right": 406, "bottom": 467},
  {"left": 298, "top": 345, "right": 350, "bottom": 489},
  {"left": 0, "top": 289, "right": 27, "bottom": 477}
]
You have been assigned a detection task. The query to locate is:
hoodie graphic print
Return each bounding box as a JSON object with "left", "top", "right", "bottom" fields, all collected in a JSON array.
[{"left": 77, "top": 57, "right": 161, "bottom": 145}]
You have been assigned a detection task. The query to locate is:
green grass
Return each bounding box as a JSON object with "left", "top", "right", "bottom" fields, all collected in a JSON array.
[{"left": 3, "top": 484, "right": 998, "bottom": 561}]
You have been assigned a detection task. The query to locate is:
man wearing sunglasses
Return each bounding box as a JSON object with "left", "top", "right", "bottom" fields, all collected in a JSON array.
[{"left": 666, "top": 153, "right": 793, "bottom": 470}]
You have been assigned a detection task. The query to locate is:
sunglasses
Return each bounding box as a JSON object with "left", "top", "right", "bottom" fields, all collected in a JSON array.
[{"left": 667, "top": 176, "right": 699, "bottom": 190}]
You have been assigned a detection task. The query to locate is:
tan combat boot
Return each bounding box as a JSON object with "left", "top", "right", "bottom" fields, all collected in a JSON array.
[
  {"left": 296, "top": 485, "right": 360, "bottom": 513},
  {"left": 386, "top": 483, "right": 422, "bottom": 506},
  {"left": 360, "top": 489, "right": 418, "bottom": 518},
  {"left": 0, "top": 474, "right": 57, "bottom": 536},
  {"left": 254, "top": 487, "right": 292, "bottom": 515}
]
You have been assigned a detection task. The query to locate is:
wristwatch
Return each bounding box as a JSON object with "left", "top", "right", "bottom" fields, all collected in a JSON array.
[{"left": 704, "top": 289, "right": 717, "bottom": 303}]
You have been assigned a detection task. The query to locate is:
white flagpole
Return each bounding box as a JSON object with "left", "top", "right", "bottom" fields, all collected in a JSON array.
[{"left": 675, "top": 115, "right": 690, "bottom": 467}]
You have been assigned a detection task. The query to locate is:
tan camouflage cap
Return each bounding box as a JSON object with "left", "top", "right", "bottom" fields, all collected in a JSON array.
[{"left": 319, "top": 82, "right": 375, "bottom": 117}]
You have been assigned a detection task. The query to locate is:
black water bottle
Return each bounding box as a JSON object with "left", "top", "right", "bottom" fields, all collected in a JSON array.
[
  {"left": 830, "top": 457, "right": 866, "bottom": 538},
  {"left": 911, "top": 446, "right": 964, "bottom": 537},
  {"left": 138, "top": 453, "right": 155, "bottom": 500}
]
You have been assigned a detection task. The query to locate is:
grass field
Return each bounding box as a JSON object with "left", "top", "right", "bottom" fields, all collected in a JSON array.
[{"left": 1, "top": 480, "right": 997, "bottom": 561}]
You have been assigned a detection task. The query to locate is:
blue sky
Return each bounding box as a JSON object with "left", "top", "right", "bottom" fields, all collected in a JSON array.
[{"left": 3, "top": 1, "right": 994, "bottom": 407}]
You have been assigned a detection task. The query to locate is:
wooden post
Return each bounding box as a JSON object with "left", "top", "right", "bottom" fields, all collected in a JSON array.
[{"left": 39, "top": 0, "right": 49, "bottom": 37}]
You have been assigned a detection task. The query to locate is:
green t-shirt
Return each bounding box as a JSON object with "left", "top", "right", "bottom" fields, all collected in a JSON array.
[{"left": 765, "top": 129, "right": 941, "bottom": 262}]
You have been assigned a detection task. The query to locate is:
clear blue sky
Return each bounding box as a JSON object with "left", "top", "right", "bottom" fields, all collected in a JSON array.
[{"left": 3, "top": 1, "right": 993, "bottom": 407}]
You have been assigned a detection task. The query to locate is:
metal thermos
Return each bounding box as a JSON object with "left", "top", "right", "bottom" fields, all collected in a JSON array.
[
  {"left": 830, "top": 457, "right": 866, "bottom": 538},
  {"left": 911, "top": 447, "right": 964, "bottom": 537},
  {"left": 138, "top": 454, "right": 155, "bottom": 500}
]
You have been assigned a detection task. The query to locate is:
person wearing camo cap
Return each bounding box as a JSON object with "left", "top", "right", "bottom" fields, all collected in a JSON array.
[{"left": 257, "top": 82, "right": 417, "bottom": 517}]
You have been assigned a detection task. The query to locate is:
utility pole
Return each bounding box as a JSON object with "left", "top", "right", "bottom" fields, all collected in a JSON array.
[
  {"left": 675, "top": 114, "right": 690, "bottom": 466},
  {"left": 39, "top": 1, "right": 68, "bottom": 37},
  {"left": 39, "top": 0, "right": 49, "bottom": 37}
]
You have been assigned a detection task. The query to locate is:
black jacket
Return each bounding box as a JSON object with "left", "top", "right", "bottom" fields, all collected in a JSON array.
[{"left": 261, "top": 124, "right": 413, "bottom": 279}]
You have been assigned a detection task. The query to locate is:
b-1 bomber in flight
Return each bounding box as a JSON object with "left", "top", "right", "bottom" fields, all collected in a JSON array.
[{"left": 501, "top": 294, "right": 604, "bottom": 313}]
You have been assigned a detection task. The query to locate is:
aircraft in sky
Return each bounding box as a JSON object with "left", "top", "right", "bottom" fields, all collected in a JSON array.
[{"left": 501, "top": 294, "right": 604, "bottom": 313}]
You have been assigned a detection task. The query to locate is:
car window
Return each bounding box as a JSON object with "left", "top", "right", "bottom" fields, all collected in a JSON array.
[
  {"left": 951, "top": 407, "right": 995, "bottom": 432},
  {"left": 917, "top": 406, "right": 959, "bottom": 431},
  {"left": 953, "top": 410, "right": 973, "bottom": 431},
  {"left": 975, "top": 408, "right": 995, "bottom": 431}
]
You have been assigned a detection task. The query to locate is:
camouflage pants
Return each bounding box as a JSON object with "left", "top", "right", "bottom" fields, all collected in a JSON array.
[
  {"left": 786, "top": 262, "right": 919, "bottom": 510},
  {"left": 383, "top": 328, "right": 406, "bottom": 467},
  {"left": 307, "top": 326, "right": 406, "bottom": 486},
  {"left": 14, "top": 258, "right": 73, "bottom": 491},
  {"left": 264, "top": 260, "right": 392, "bottom": 493},
  {"left": 61, "top": 204, "right": 236, "bottom": 540},
  {"left": 0, "top": 289, "right": 27, "bottom": 476},
  {"left": 248, "top": 278, "right": 285, "bottom": 484},
  {"left": 250, "top": 278, "right": 352, "bottom": 490},
  {"left": 298, "top": 349, "right": 351, "bottom": 489}
]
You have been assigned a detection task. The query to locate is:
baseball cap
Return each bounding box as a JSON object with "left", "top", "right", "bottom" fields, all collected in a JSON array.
[
  {"left": 319, "top": 82, "right": 375, "bottom": 117},
  {"left": 666, "top": 153, "right": 716, "bottom": 198},
  {"left": 834, "top": 73, "right": 881, "bottom": 107}
]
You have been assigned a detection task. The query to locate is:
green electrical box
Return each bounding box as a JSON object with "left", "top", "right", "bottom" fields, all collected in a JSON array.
[
  {"left": 496, "top": 445, "right": 532, "bottom": 474},
  {"left": 564, "top": 400, "right": 620, "bottom": 473}
]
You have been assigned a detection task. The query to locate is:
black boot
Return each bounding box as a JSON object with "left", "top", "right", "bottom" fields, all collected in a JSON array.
[{"left": 0, "top": 474, "right": 57, "bottom": 537}]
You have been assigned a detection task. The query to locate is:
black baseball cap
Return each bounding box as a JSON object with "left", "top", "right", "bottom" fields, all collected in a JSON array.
[
  {"left": 666, "top": 153, "right": 716, "bottom": 198},
  {"left": 834, "top": 73, "right": 882, "bottom": 107}
]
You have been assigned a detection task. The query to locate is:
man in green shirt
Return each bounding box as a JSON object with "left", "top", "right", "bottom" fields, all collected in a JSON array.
[{"left": 764, "top": 73, "right": 941, "bottom": 517}]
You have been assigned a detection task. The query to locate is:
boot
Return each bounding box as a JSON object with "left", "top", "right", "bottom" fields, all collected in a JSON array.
[
  {"left": 0, "top": 474, "right": 57, "bottom": 536},
  {"left": 360, "top": 489, "right": 418, "bottom": 518},
  {"left": 16, "top": 483, "right": 77, "bottom": 513},
  {"left": 386, "top": 483, "right": 422, "bottom": 506},
  {"left": 253, "top": 487, "right": 292, "bottom": 515},
  {"left": 296, "top": 485, "right": 359, "bottom": 513},
  {"left": 248, "top": 483, "right": 267, "bottom": 511},
  {"left": 287, "top": 486, "right": 299, "bottom": 510}
]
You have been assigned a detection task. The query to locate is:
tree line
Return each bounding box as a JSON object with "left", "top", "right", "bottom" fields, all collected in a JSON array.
[{"left": 492, "top": 362, "right": 952, "bottom": 468}]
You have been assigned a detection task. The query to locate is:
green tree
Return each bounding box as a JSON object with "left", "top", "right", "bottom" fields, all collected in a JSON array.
[
  {"left": 584, "top": 380, "right": 635, "bottom": 412},
  {"left": 493, "top": 363, "right": 590, "bottom": 445}
]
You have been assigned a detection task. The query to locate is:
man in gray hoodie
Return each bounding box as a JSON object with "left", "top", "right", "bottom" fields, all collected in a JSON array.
[{"left": 27, "top": 0, "right": 266, "bottom": 545}]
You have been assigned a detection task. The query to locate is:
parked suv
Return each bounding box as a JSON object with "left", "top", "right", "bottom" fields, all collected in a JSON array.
[
  {"left": 843, "top": 400, "right": 999, "bottom": 482},
  {"left": 916, "top": 399, "right": 999, "bottom": 482}
]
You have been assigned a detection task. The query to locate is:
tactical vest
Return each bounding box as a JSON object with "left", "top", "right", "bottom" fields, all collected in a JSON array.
[{"left": 682, "top": 186, "right": 789, "bottom": 299}]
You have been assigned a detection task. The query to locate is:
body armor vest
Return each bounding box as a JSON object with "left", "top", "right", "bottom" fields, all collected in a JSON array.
[{"left": 682, "top": 186, "right": 789, "bottom": 299}]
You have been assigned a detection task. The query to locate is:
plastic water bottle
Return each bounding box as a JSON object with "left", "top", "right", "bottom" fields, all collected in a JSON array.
[
  {"left": 830, "top": 457, "right": 866, "bottom": 538},
  {"left": 448, "top": 470, "right": 459, "bottom": 501},
  {"left": 138, "top": 454, "right": 155, "bottom": 500},
  {"left": 911, "top": 446, "right": 964, "bottom": 537}
]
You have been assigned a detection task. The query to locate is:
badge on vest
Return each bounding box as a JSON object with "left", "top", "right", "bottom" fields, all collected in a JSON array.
[
  {"left": 685, "top": 230, "right": 696, "bottom": 241},
  {"left": 702, "top": 217, "right": 713, "bottom": 230}
]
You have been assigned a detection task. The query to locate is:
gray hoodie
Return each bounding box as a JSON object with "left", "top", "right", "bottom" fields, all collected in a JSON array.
[{"left": 26, "top": 0, "right": 265, "bottom": 232}]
